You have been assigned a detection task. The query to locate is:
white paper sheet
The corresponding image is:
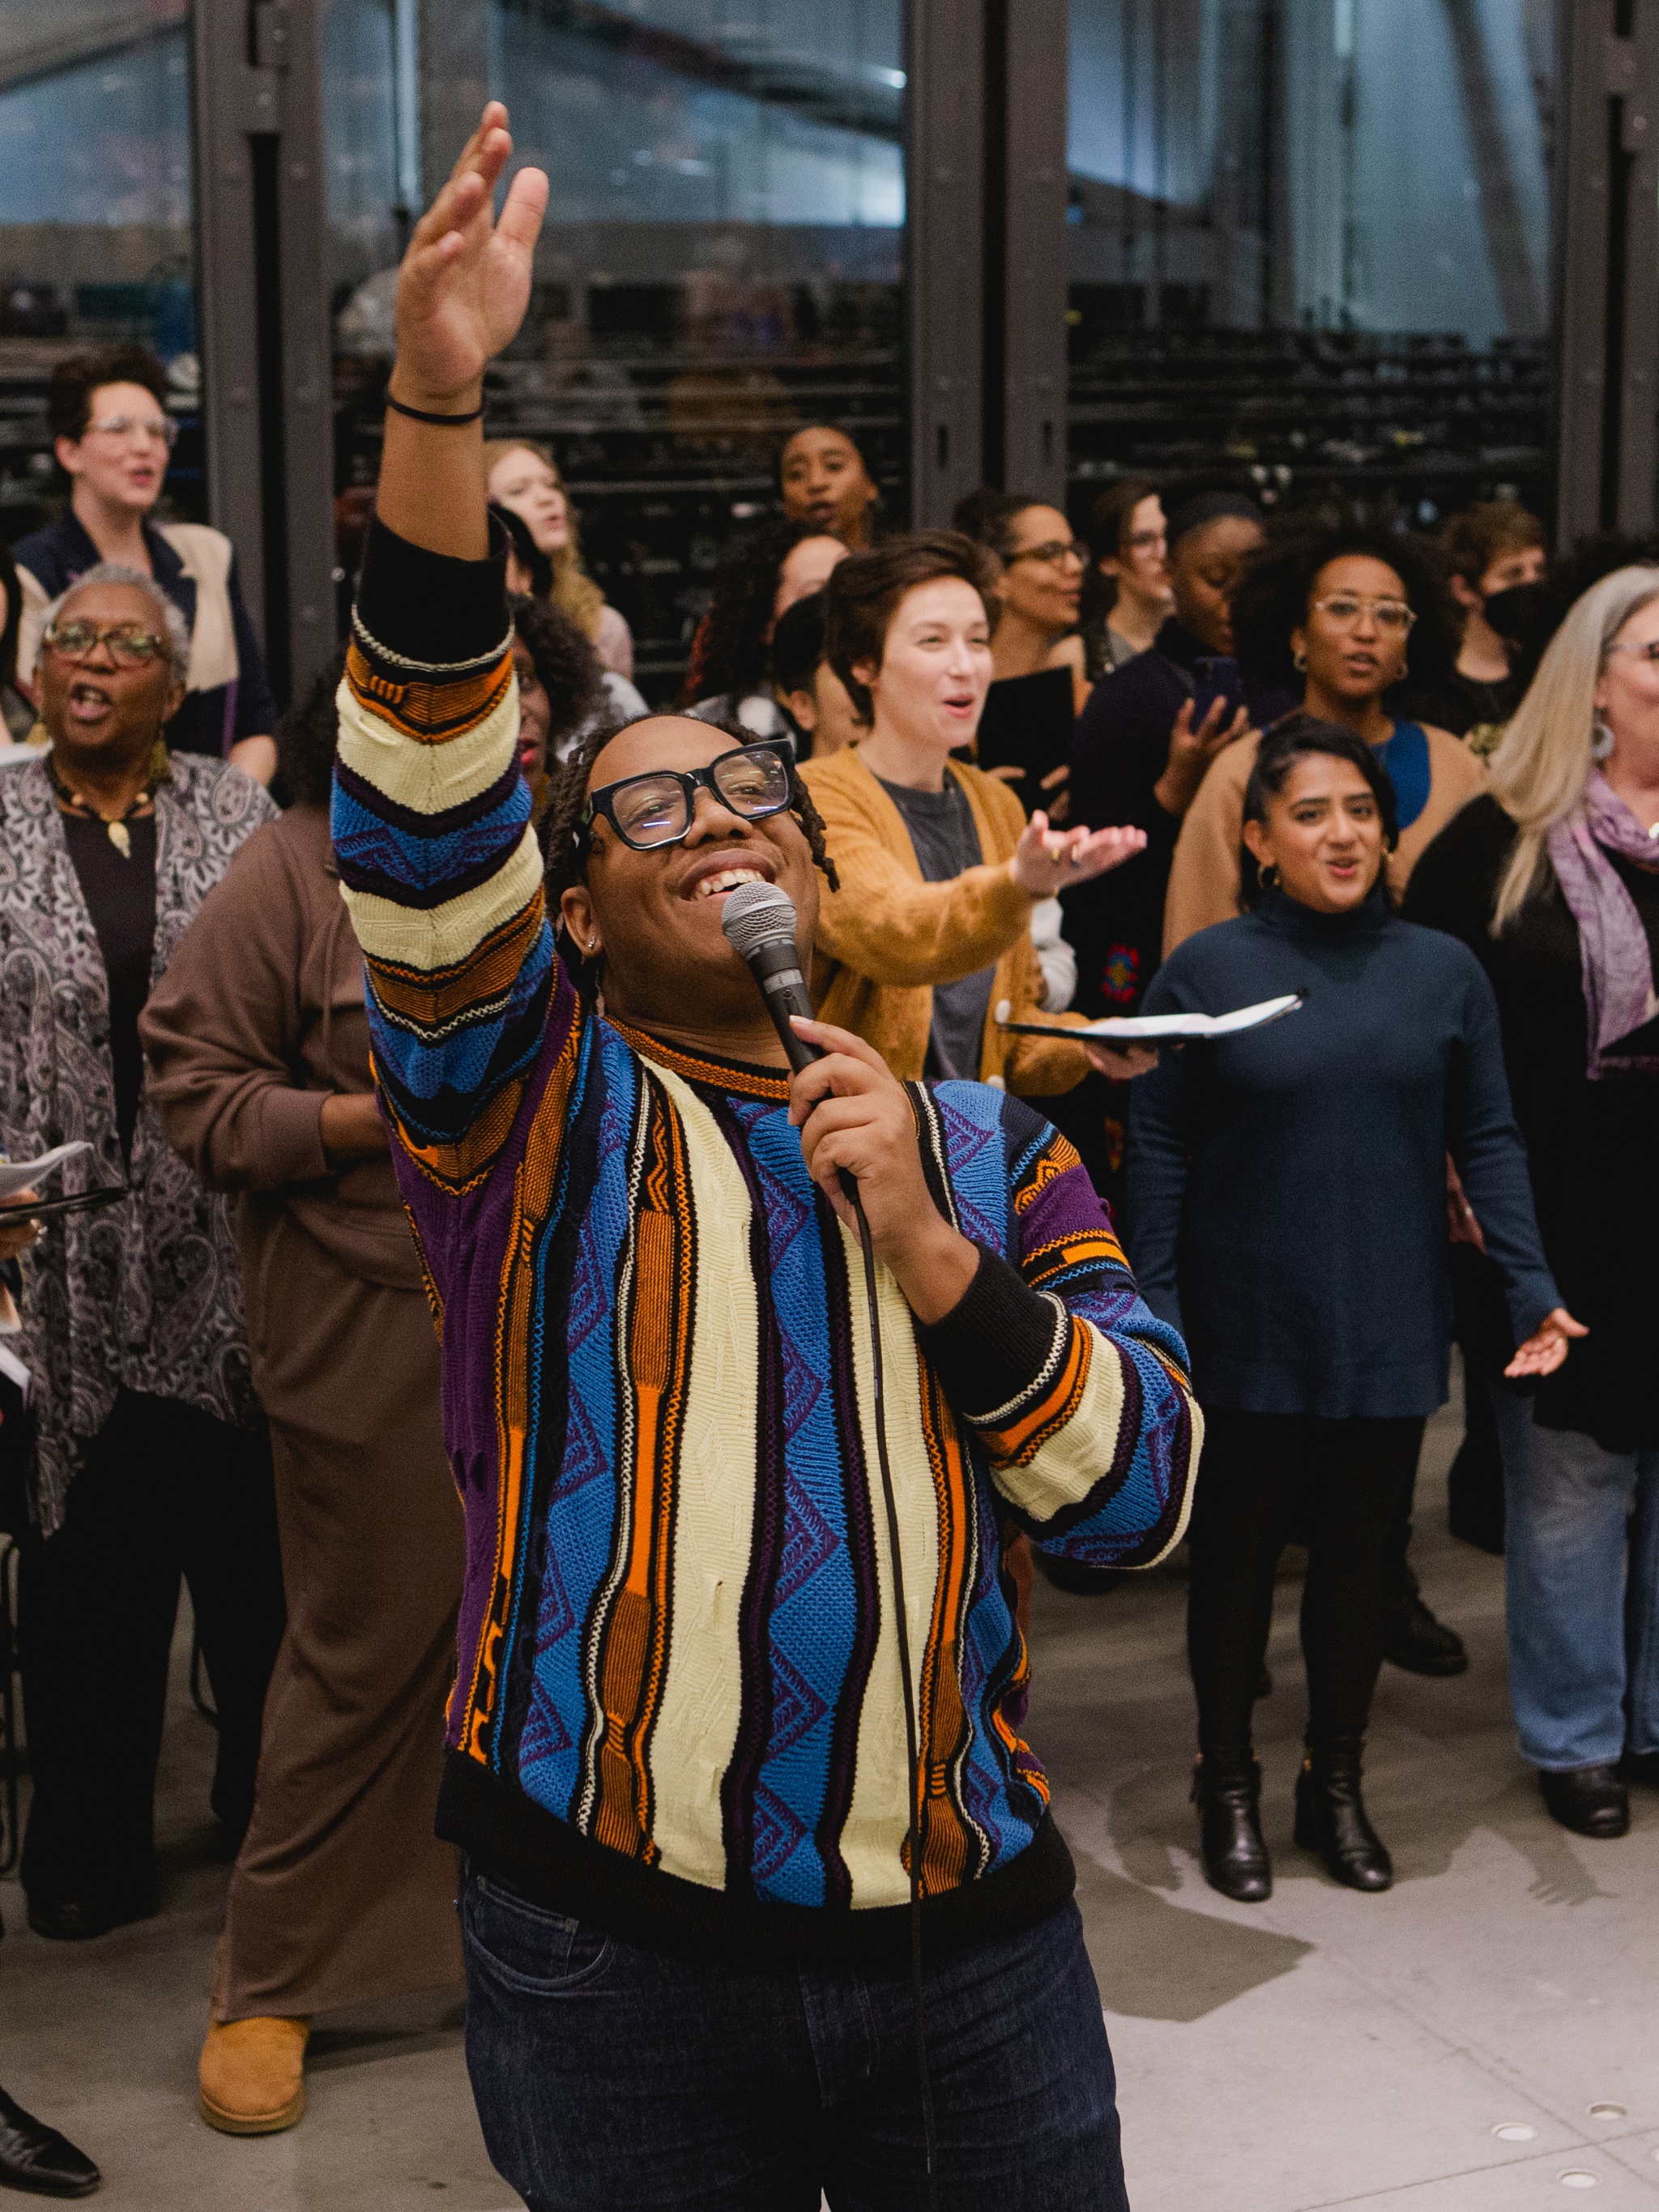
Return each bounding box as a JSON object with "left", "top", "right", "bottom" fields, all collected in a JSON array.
[
  {"left": 0, "top": 1142, "right": 93, "bottom": 1200},
  {"left": 998, "top": 991, "right": 1305, "bottom": 1043}
]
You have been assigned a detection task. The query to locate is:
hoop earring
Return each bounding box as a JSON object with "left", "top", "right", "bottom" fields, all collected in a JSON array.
[
  {"left": 1591, "top": 718, "right": 1615, "bottom": 763},
  {"left": 1292, "top": 647, "right": 1307, "bottom": 675},
  {"left": 1260, "top": 863, "right": 1282, "bottom": 892}
]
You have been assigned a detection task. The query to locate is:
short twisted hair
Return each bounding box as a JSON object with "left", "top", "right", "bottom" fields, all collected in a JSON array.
[{"left": 539, "top": 720, "right": 838, "bottom": 989}]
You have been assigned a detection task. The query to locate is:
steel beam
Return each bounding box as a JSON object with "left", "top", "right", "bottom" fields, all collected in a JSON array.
[{"left": 906, "top": 0, "right": 986, "bottom": 525}]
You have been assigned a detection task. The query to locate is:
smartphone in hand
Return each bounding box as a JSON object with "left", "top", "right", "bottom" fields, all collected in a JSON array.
[{"left": 1191, "top": 655, "right": 1242, "bottom": 726}]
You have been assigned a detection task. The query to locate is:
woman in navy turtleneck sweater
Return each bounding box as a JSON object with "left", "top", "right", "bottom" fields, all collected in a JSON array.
[{"left": 1126, "top": 717, "right": 1580, "bottom": 1904}]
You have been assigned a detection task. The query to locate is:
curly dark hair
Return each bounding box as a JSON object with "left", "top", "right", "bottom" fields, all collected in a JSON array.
[
  {"left": 683, "top": 519, "right": 827, "bottom": 707},
  {"left": 273, "top": 644, "right": 350, "bottom": 809},
  {"left": 510, "top": 591, "right": 607, "bottom": 754},
  {"left": 48, "top": 344, "right": 169, "bottom": 444},
  {"left": 1230, "top": 515, "right": 1461, "bottom": 700},
  {"left": 951, "top": 486, "right": 1043, "bottom": 562},
  {"left": 539, "top": 720, "right": 838, "bottom": 992}
]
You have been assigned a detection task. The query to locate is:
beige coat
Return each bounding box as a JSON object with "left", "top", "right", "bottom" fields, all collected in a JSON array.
[
  {"left": 800, "top": 745, "right": 1090, "bottom": 1094},
  {"left": 1162, "top": 723, "right": 1487, "bottom": 955}
]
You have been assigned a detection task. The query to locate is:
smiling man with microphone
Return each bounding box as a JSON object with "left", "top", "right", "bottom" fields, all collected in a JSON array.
[{"left": 335, "top": 104, "right": 1201, "bottom": 2212}]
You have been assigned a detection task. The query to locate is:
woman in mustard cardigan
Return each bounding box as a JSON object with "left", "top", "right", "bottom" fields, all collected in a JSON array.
[{"left": 801, "top": 532, "right": 1149, "bottom": 1095}]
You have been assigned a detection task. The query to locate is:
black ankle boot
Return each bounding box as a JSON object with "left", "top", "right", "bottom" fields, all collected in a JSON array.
[
  {"left": 1294, "top": 1740, "right": 1392, "bottom": 1891},
  {"left": 1192, "top": 1753, "right": 1273, "bottom": 1902}
]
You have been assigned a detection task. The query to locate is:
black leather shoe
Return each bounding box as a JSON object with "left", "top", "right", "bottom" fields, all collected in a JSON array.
[
  {"left": 1539, "top": 1764, "right": 1630, "bottom": 1838},
  {"left": 1622, "top": 1749, "right": 1659, "bottom": 1790},
  {"left": 1384, "top": 1589, "right": 1467, "bottom": 1676},
  {"left": 0, "top": 2088, "right": 100, "bottom": 2197},
  {"left": 1294, "top": 1741, "right": 1393, "bottom": 1890},
  {"left": 1192, "top": 1754, "right": 1272, "bottom": 1902},
  {"left": 21, "top": 1889, "right": 151, "bottom": 1944}
]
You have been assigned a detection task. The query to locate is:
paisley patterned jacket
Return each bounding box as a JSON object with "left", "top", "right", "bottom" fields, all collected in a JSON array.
[{"left": 0, "top": 752, "right": 275, "bottom": 1531}]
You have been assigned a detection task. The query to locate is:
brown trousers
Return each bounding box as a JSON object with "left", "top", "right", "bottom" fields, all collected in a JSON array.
[{"left": 214, "top": 1208, "right": 463, "bottom": 2021}]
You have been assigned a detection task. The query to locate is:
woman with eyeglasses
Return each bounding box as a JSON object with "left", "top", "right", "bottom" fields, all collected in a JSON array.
[
  {"left": 953, "top": 489, "right": 1090, "bottom": 818},
  {"left": 0, "top": 563, "right": 283, "bottom": 1946},
  {"left": 11, "top": 344, "right": 279, "bottom": 784},
  {"left": 1403, "top": 567, "right": 1659, "bottom": 1843},
  {"left": 1079, "top": 479, "right": 1174, "bottom": 681},
  {"left": 1127, "top": 716, "right": 1575, "bottom": 1902},
  {"left": 1163, "top": 520, "right": 1475, "bottom": 953}
]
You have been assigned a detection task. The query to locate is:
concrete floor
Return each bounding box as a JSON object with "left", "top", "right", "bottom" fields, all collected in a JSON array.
[{"left": 2, "top": 1391, "right": 1655, "bottom": 2210}]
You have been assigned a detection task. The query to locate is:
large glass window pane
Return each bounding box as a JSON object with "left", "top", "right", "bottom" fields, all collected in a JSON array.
[
  {"left": 1066, "top": 0, "right": 1557, "bottom": 528},
  {"left": 0, "top": 1, "right": 201, "bottom": 544},
  {"left": 328, "top": 0, "right": 906, "bottom": 701}
]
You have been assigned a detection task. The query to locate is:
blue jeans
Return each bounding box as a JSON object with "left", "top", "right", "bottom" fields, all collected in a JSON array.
[
  {"left": 1492, "top": 1387, "right": 1659, "bottom": 1770},
  {"left": 459, "top": 1866, "right": 1129, "bottom": 2212}
]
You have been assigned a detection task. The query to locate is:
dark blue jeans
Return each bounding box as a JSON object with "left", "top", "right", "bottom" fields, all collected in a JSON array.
[{"left": 460, "top": 1865, "right": 1129, "bottom": 2211}]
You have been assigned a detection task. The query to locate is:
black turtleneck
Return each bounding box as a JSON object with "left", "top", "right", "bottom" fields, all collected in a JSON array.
[{"left": 1124, "top": 882, "right": 1559, "bottom": 1420}]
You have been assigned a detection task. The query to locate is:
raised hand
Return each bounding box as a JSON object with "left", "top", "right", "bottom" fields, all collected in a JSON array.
[
  {"left": 391, "top": 101, "right": 549, "bottom": 408},
  {"left": 1008, "top": 811, "right": 1148, "bottom": 898},
  {"left": 1153, "top": 697, "right": 1252, "bottom": 818}
]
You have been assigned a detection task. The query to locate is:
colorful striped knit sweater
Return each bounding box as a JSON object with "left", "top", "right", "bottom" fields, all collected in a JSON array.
[{"left": 333, "top": 520, "right": 1202, "bottom": 1960}]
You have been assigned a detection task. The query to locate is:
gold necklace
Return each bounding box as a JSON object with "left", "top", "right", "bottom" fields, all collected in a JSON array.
[{"left": 45, "top": 739, "right": 169, "bottom": 858}]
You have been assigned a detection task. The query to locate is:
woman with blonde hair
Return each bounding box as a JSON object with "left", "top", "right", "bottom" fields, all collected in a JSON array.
[
  {"left": 1405, "top": 565, "right": 1659, "bottom": 1843},
  {"left": 483, "top": 438, "right": 633, "bottom": 677}
]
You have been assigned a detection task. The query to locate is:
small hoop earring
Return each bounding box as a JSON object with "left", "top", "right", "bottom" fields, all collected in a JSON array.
[
  {"left": 1591, "top": 718, "right": 1615, "bottom": 763},
  {"left": 1292, "top": 647, "right": 1307, "bottom": 675},
  {"left": 1260, "top": 863, "right": 1282, "bottom": 891}
]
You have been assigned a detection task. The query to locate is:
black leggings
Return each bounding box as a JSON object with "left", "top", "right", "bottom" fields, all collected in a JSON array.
[{"left": 1188, "top": 1410, "right": 1426, "bottom": 1758}]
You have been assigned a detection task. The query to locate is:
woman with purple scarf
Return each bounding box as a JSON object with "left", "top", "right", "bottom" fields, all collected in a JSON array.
[{"left": 1405, "top": 565, "right": 1659, "bottom": 1843}]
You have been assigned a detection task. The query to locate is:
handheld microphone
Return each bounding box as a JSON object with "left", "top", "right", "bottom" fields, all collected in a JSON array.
[
  {"left": 719, "top": 879, "right": 825, "bottom": 1076},
  {"left": 721, "top": 878, "right": 855, "bottom": 1200}
]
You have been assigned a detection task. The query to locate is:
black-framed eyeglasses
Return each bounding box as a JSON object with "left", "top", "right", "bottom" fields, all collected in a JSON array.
[
  {"left": 577, "top": 741, "right": 795, "bottom": 853},
  {"left": 1008, "top": 538, "right": 1088, "bottom": 570}
]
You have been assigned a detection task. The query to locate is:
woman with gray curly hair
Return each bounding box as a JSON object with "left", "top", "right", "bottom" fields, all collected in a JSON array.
[
  {"left": 1405, "top": 565, "right": 1659, "bottom": 1843},
  {"left": 0, "top": 560, "right": 284, "bottom": 1944}
]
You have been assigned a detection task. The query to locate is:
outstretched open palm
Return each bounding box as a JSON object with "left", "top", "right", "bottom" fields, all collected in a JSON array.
[{"left": 394, "top": 101, "right": 548, "bottom": 404}]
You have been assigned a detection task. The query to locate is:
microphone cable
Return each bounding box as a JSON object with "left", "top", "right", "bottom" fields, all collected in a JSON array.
[
  {"left": 719, "top": 873, "right": 939, "bottom": 2201},
  {"left": 854, "top": 1192, "right": 940, "bottom": 2211}
]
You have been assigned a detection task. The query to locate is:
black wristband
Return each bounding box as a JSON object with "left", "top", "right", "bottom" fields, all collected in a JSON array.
[{"left": 385, "top": 392, "right": 485, "bottom": 425}]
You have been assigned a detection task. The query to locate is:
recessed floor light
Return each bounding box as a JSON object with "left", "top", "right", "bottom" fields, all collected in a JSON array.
[
  {"left": 1559, "top": 2174, "right": 1598, "bottom": 2190},
  {"left": 1587, "top": 2103, "right": 1626, "bottom": 2120},
  {"left": 1493, "top": 2124, "right": 1537, "bottom": 2142}
]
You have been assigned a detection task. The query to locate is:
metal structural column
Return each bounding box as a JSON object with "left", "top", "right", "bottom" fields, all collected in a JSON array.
[
  {"left": 191, "top": 0, "right": 334, "bottom": 704},
  {"left": 1555, "top": 0, "right": 1659, "bottom": 543},
  {"left": 906, "top": 0, "right": 985, "bottom": 526},
  {"left": 993, "top": 0, "right": 1068, "bottom": 507}
]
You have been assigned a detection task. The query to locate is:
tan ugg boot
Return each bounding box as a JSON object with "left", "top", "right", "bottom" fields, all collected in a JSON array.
[{"left": 198, "top": 2015, "right": 310, "bottom": 2135}]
